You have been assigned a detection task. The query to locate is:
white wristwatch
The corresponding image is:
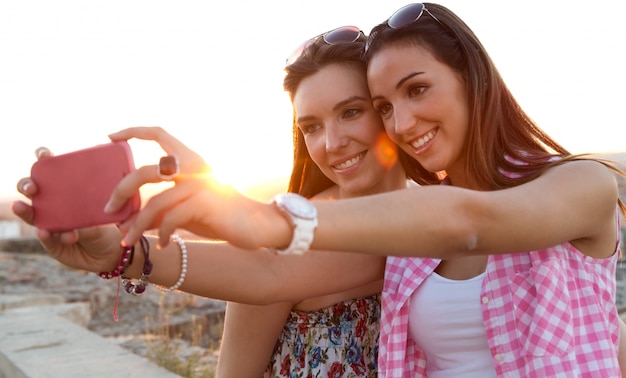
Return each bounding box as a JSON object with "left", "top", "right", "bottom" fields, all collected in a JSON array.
[{"left": 272, "top": 193, "right": 318, "bottom": 255}]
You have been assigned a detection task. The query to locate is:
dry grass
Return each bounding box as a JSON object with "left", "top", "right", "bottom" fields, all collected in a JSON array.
[{"left": 143, "top": 292, "right": 221, "bottom": 378}]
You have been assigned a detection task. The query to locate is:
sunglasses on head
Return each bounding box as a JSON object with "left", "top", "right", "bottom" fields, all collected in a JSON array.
[
  {"left": 286, "top": 25, "right": 364, "bottom": 66},
  {"left": 365, "top": 3, "right": 444, "bottom": 53},
  {"left": 387, "top": 3, "right": 443, "bottom": 29}
]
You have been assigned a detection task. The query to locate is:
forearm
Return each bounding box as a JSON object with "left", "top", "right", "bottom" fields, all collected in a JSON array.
[
  {"left": 216, "top": 302, "right": 292, "bottom": 377},
  {"left": 261, "top": 164, "right": 618, "bottom": 259},
  {"left": 301, "top": 186, "right": 476, "bottom": 258},
  {"left": 122, "top": 236, "right": 384, "bottom": 304}
]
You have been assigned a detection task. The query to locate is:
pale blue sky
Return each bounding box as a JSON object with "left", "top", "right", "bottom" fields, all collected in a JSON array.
[{"left": 1, "top": 0, "right": 625, "bottom": 199}]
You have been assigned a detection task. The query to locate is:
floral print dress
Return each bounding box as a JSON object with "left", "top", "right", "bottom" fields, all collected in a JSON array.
[{"left": 263, "top": 294, "right": 380, "bottom": 378}]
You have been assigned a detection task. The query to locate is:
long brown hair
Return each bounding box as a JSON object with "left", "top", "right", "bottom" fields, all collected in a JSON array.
[
  {"left": 365, "top": 4, "right": 625, "bottom": 190},
  {"left": 283, "top": 34, "right": 369, "bottom": 198}
]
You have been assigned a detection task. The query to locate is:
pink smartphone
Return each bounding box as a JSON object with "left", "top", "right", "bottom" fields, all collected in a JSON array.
[{"left": 30, "top": 141, "right": 141, "bottom": 232}]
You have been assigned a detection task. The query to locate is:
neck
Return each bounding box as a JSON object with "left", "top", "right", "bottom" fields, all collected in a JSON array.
[{"left": 340, "top": 162, "right": 408, "bottom": 199}]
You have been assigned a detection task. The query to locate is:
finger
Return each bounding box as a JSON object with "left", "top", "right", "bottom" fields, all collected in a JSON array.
[
  {"left": 16, "top": 147, "right": 54, "bottom": 199},
  {"left": 33, "top": 227, "right": 76, "bottom": 251},
  {"left": 11, "top": 200, "right": 34, "bottom": 225},
  {"left": 59, "top": 229, "right": 79, "bottom": 244},
  {"left": 104, "top": 164, "right": 160, "bottom": 214},
  {"left": 35, "top": 228, "right": 56, "bottom": 251},
  {"left": 108, "top": 127, "right": 191, "bottom": 156},
  {"left": 35, "top": 146, "right": 53, "bottom": 160},
  {"left": 109, "top": 127, "right": 210, "bottom": 175},
  {"left": 117, "top": 211, "right": 160, "bottom": 234},
  {"left": 121, "top": 180, "right": 198, "bottom": 247},
  {"left": 157, "top": 196, "right": 203, "bottom": 247},
  {"left": 16, "top": 177, "right": 36, "bottom": 198}
]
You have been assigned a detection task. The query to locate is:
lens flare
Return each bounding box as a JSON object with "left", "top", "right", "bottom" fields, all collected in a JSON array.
[{"left": 374, "top": 132, "right": 398, "bottom": 168}]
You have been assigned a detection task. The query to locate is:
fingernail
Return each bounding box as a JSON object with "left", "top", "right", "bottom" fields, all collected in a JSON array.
[
  {"left": 22, "top": 182, "right": 31, "bottom": 193},
  {"left": 121, "top": 238, "right": 129, "bottom": 247},
  {"left": 35, "top": 147, "right": 47, "bottom": 159},
  {"left": 103, "top": 201, "right": 112, "bottom": 214}
]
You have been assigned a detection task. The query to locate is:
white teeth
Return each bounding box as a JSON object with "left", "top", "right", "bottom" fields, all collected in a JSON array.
[
  {"left": 334, "top": 153, "right": 364, "bottom": 170},
  {"left": 411, "top": 130, "right": 436, "bottom": 149}
]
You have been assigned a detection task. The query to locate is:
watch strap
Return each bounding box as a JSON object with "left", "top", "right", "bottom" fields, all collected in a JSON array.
[{"left": 276, "top": 216, "right": 318, "bottom": 255}]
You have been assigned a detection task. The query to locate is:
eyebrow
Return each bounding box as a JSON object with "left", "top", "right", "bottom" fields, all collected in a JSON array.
[
  {"left": 397, "top": 72, "right": 425, "bottom": 89},
  {"left": 371, "top": 71, "right": 425, "bottom": 102},
  {"left": 296, "top": 95, "right": 369, "bottom": 124},
  {"left": 333, "top": 95, "right": 369, "bottom": 112}
]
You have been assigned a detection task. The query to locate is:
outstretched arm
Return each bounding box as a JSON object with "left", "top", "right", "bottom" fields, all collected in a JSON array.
[
  {"left": 105, "top": 127, "right": 618, "bottom": 260},
  {"left": 12, "top": 137, "right": 384, "bottom": 305},
  {"left": 11, "top": 195, "right": 384, "bottom": 304},
  {"left": 122, "top": 236, "right": 384, "bottom": 304},
  {"left": 117, "top": 157, "right": 620, "bottom": 261}
]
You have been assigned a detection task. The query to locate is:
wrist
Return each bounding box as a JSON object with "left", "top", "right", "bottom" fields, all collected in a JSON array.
[
  {"left": 270, "top": 193, "right": 317, "bottom": 255},
  {"left": 264, "top": 202, "right": 294, "bottom": 250},
  {"left": 119, "top": 240, "right": 147, "bottom": 279},
  {"left": 97, "top": 245, "right": 134, "bottom": 279}
]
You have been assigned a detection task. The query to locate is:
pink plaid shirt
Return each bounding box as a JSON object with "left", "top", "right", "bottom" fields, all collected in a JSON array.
[{"left": 379, "top": 236, "right": 621, "bottom": 377}]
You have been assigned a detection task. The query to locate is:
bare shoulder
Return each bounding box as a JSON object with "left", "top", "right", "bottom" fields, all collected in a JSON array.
[
  {"left": 543, "top": 159, "right": 620, "bottom": 190},
  {"left": 554, "top": 159, "right": 623, "bottom": 257}
]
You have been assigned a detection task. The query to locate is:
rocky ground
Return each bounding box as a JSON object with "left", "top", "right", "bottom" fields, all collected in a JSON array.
[{"left": 0, "top": 239, "right": 224, "bottom": 376}]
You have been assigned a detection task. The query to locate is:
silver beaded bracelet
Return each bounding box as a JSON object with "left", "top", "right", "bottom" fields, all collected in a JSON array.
[{"left": 157, "top": 234, "right": 188, "bottom": 293}]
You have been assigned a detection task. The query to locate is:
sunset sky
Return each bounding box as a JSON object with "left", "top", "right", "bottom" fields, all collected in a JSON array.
[{"left": 1, "top": 0, "right": 625, "bottom": 200}]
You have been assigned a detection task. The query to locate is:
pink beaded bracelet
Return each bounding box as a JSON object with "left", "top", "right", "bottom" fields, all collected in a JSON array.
[{"left": 97, "top": 245, "right": 134, "bottom": 279}]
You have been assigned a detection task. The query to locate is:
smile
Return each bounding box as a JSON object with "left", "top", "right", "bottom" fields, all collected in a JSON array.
[
  {"left": 333, "top": 152, "right": 365, "bottom": 170},
  {"left": 410, "top": 129, "right": 437, "bottom": 150}
]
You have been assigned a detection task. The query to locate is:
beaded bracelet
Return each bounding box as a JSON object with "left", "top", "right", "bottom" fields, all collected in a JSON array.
[
  {"left": 121, "top": 236, "right": 152, "bottom": 296},
  {"left": 157, "top": 234, "right": 188, "bottom": 293},
  {"left": 97, "top": 245, "right": 134, "bottom": 279}
]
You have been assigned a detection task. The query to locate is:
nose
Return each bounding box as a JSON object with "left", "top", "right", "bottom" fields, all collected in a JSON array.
[
  {"left": 325, "top": 122, "right": 349, "bottom": 153},
  {"left": 392, "top": 103, "right": 417, "bottom": 137}
]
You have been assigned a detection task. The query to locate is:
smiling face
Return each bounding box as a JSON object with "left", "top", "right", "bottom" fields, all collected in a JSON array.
[
  {"left": 292, "top": 63, "right": 404, "bottom": 198},
  {"left": 367, "top": 43, "right": 470, "bottom": 184}
]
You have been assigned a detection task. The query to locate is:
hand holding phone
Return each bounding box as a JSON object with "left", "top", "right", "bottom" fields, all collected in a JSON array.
[{"left": 30, "top": 141, "right": 141, "bottom": 232}]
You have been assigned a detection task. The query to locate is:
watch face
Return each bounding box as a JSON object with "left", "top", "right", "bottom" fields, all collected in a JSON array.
[{"left": 279, "top": 193, "right": 317, "bottom": 219}]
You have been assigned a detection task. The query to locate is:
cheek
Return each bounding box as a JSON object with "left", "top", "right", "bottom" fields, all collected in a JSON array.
[
  {"left": 303, "top": 136, "right": 325, "bottom": 166},
  {"left": 382, "top": 119, "right": 401, "bottom": 143}
]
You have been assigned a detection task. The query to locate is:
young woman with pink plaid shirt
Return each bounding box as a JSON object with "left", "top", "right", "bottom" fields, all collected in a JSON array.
[{"left": 14, "top": 2, "right": 626, "bottom": 377}]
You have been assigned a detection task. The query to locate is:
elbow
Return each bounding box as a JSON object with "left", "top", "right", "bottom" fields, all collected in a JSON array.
[
  {"left": 443, "top": 229, "right": 480, "bottom": 259},
  {"left": 445, "top": 197, "right": 483, "bottom": 258},
  {"left": 461, "top": 232, "right": 480, "bottom": 255}
]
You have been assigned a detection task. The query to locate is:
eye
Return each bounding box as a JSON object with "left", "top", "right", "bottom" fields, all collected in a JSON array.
[
  {"left": 342, "top": 108, "right": 362, "bottom": 119},
  {"left": 408, "top": 85, "right": 427, "bottom": 98},
  {"left": 299, "top": 123, "right": 321, "bottom": 135},
  {"left": 376, "top": 102, "right": 393, "bottom": 117}
]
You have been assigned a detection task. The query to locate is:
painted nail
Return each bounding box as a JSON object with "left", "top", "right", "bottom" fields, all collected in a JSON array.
[{"left": 35, "top": 147, "right": 48, "bottom": 159}]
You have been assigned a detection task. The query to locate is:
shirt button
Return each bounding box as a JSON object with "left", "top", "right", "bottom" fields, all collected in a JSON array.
[
  {"left": 481, "top": 296, "right": 489, "bottom": 304},
  {"left": 494, "top": 354, "right": 503, "bottom": 362}
]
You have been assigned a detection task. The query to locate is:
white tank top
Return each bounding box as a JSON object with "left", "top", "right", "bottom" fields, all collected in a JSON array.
[{"left": 407, "top": 271, "right": 497, "bottom": 377}]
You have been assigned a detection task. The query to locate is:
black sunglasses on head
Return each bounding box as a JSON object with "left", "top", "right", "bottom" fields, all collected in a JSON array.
[
  {"left": 285, "top": 25, "right": 364, "bottom": 66},
  {"left": 387, "top": 3, "right": 443, "bottom": 29},
  {"left": 365, "top": 3, "right": 444, "bottom": 53}
]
